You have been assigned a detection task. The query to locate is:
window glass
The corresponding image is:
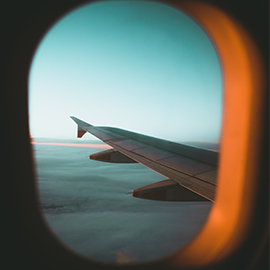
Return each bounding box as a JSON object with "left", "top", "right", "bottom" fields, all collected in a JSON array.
[{"left": 29, "top": 1, "right": 222, "bottom": 263}]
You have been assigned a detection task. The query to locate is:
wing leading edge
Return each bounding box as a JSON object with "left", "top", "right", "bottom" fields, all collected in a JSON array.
[{"left": 70, "top": 116, "right": 218, "bottom": 202}]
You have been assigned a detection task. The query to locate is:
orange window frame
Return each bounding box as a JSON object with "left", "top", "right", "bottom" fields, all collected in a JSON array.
[
  {"left": 166, "top": 2, "right": 267, "bottom": 268},
  {"left": 5, "top": 0, "right": 267, "bottom": 269}
]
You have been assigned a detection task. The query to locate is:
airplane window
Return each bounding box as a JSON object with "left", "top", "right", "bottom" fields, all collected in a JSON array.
[{"left": 29, "top": 0, "right": 222, "bottom": 264}]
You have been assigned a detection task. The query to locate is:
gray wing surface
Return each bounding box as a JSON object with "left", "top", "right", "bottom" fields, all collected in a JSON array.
[{"left": 70, "top": 116, "right": 218, "bottom": 202}]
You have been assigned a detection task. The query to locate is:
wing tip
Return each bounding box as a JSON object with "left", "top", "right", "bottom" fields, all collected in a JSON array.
[
  {"left": 70, "top": 116, "right": 92, "bottom": 138},
  {"left": 70, "top": 116, "right": 93, "bottom": 127}
]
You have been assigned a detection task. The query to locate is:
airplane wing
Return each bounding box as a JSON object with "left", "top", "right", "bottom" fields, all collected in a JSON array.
[{"left": 70, "top": 116, "right": 218, "bottom": 202}]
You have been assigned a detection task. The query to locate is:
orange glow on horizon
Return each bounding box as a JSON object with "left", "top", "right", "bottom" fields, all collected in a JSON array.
[{"left": 31, "top": 141, "right": 112, "bottom": 149}]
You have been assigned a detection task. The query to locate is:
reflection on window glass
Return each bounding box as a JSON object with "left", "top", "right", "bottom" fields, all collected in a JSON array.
[{"left": 29, "top": 1, "right": 221, "bottom": 263}]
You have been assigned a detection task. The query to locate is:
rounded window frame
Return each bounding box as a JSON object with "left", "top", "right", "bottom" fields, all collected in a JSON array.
[{"left": 6, "top": 0, "right": 267, "bottom": 269}]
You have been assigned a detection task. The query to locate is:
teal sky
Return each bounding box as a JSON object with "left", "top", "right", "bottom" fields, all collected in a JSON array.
[{"left": 29, "top": 0, "right": 222, "bottom": 142}]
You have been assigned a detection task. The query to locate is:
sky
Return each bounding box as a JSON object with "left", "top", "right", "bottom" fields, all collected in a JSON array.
[{"left": 29, "top": 0, "right": 222, "bottom": 142}]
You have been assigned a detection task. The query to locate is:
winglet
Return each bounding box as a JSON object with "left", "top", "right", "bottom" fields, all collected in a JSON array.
[
  {"left": 77, "top": 127, "right": 87, "bottom": 138},
  {"left": 70, "top": 116, "right": 92, "bottom": 138}
]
